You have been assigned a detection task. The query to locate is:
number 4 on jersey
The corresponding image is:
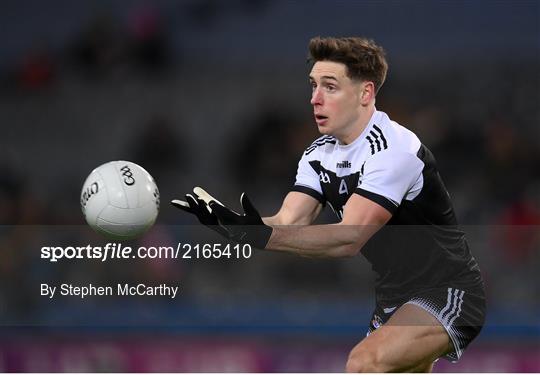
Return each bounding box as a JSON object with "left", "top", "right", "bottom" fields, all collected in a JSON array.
[{"left": 339, "top": 179, "right": 349, "bottom": 195}]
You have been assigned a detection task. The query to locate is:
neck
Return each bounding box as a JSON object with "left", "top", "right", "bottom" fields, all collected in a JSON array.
[{"left": 339, "top": 105, "right": 375, "bottom": 145}]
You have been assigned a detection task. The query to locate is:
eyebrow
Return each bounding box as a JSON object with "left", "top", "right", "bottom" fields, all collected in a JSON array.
[{"left": 309, "top": 75, "right": 339, "bottom": 82}]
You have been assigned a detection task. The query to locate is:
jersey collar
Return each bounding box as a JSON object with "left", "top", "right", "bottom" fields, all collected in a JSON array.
[{"left": 337, "top": 109, "right": 381, "bottom": 149}]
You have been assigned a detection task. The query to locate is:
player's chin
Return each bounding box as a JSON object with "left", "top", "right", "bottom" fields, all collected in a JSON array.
[{"left": 317, "top": 123, "right": 332, "bottom": 135}]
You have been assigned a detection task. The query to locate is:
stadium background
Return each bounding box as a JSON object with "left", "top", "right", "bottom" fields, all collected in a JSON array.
[{"left": 0, "top": 0, "right": 539, "bottom": 372}]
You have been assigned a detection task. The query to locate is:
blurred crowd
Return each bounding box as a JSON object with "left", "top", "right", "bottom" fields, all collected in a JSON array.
[{"left": 0, "top": 1, "right": 538, "bottom": 338}]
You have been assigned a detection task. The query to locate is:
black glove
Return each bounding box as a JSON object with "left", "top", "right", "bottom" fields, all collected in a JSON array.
[
  {"left": 209, "top": 192, "right": 273, "bottom": 249},
  {"left": 171, "top": 190, "right": 230, "bottom": 237}
]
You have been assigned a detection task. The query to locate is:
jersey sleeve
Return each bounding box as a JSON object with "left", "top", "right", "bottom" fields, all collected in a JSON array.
[
  {"left": 291, "top": 150, "right": 326, "bottom": 204},
  {"left": 355, "top": 150, "right": 424, "bottom": 214}
]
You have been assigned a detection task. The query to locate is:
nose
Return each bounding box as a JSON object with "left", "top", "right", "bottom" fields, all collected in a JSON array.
[{"left": 311, "top": 88, "right": 323, "bottom": 106}]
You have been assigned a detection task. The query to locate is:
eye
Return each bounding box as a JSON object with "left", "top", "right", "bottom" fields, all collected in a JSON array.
[
  {"left": 310, "top": 82, "right": 317, "bottom": 91},
  {"left": 325, "top": 84, "right": 336, "bottom": 92}
]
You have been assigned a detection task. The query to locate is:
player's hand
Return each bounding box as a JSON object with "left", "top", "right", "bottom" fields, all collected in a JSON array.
[
  {"left": 171, "top": 188, "right": 230, "bottom": 237},
  {"left": 209, "top": 192, "right": 273, "bottom": 249}
]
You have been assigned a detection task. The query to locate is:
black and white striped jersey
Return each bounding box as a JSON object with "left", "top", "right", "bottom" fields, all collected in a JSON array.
[{"left": 292, "top": 110, "right": 482, "bottom": 305}]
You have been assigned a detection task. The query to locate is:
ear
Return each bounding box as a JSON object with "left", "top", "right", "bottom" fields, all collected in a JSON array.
[{"left": 360, "top": 81, "right": 376, "bottom": 105}]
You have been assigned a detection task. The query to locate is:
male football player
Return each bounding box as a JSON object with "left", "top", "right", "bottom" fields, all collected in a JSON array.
[{"left": 173, "top": 36, "right": 486, "bottom": 372}]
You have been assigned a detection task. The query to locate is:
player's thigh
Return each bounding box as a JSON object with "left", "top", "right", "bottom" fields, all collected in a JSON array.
[{"left": 349, "top": 303, "right": 452, "bottom": 372}]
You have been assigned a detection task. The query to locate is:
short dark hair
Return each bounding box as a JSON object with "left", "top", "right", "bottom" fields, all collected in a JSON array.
[{"left": 308, "top": 36, "right": 388, "bottom": 94}]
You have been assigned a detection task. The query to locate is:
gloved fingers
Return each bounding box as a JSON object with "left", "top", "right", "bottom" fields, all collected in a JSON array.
[
  {"left": 184, "top": 194, "right": 199, "bottom": 208},
  {"left": 186, "top": 194, "right": 214, "bottom": 219},
  {"left": 171, "top": 198, "right": 193, "bottom": 214},
  {"left": 210, "top": 201, "right": 240, "bottom": 223},
  {"left": 240, "top": 192, "right": 261, "bottom": 218},
  {"left": 193, "top": 187, "right": 224, "bottom": 208},
  {"left": 196, "top": 198, "right": 213, "bottom": 216}
]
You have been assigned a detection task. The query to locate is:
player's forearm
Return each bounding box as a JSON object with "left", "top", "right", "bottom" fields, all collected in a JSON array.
[{"left": 265, "top": 224, "right": 369, "bottom": 258}]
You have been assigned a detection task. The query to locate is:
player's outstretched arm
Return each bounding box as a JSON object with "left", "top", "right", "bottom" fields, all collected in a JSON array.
[
  {"left": 265, "top": 194, "right": 392, "bottom": 258},
  {"left": 174, "top": 188, "right": 391, "bottom": 258},
  {"left": 204, "top": 190, "right": 391, "bottom": 258}
]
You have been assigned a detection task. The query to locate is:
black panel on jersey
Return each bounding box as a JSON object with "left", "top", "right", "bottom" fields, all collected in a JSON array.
[
  {"left": 305, "top": 160, "right": 361, "bottom": 219},
  {"left": 360, "top": 145, "right": 483, "bottom": 306}
]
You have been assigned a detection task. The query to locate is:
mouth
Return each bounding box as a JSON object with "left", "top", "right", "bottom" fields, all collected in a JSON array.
[{"left": 314, "top": 114, "right": 328, "bottom": 125}]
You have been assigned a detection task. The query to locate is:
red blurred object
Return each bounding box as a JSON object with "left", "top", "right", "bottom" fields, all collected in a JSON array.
[
  {"left": 496, "top": 199, "right": 540, "bottom": 263},
  {"left": 17, "top": 51, "right": 54, "bottom": 89}
]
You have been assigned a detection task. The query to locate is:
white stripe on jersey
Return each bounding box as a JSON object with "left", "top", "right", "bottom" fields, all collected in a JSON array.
[
  {"left": 446, "top": 290, "right": 465, "bottom": 326},
  {"left": 439, "top": 287, "right": 454, "bottom": 319}
]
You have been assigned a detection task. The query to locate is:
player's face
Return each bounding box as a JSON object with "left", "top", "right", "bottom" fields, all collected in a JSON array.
[{"left": 309, "top": 61, "right": 366, "bottom": 142}]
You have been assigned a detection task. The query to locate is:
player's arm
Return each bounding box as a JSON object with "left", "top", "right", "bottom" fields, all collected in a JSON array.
[
  {"left": 267, "top": 148, "right": 423, "bottom": 257},
  {"left": 263, "top": 191, "right": 322, "bottom": 226},
  {"left": 205, "top": 188, "right": 391, "bottom": 257},
  {"left": 265, "top": 193, "right": 391, "bottom": 258}
]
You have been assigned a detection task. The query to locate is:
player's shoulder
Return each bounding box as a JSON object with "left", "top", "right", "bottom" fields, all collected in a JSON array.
[
  {"left": 364, "top": 111, "right": 421, "bottom": 157},
  {"left": 302, "top": 134, "right": 337, "bottom": 157}
]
